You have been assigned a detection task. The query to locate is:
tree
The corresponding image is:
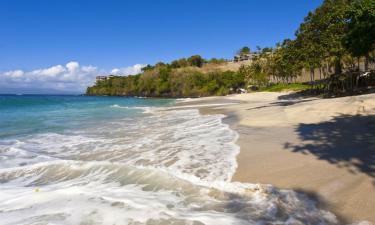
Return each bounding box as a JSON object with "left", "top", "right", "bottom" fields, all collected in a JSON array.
[
  {"left": 238, "top": 46, "right": 250, "bottom": 56},
  {"left": 318, "top": 0, "right": 351, "bottom": 74},
  {"left": 187, "top": 55, "right": 204, "bottom": 67},
  {"left": 155, "top": 62, "right": 167, "bottom": 68},
  {"left": 142, "top": 64, "right": 154, "bottom": 72},
  {"left": 261, "top": 47, "right": 273, "bottom": 55},
  {"left": 256, "top": 45, "right": 262, "bottom": 53},
  {"left": 208, "top": 58, "right": 226, "bottom": 64},
  {"left": 178, "top": 58, "right": 189, "bottom": 67},
  {"left": 343, "top": 0, "right": 375, "bottom": 70},
  {"left": 295, "top": 0, "right": 351, "bottom": 75},
  {"left": 170, "top": 60, "right": 181, "bottom": 68},
  {"left": 171, "top": 58, "right": 189, "bottom": 68},
  {"left": 239, "top": 62, "right": 268, "bottom": 88}
]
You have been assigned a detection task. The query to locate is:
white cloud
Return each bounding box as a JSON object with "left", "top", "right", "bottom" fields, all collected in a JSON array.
[
  {"left": 66, "top": 61, "right": 79, "bottom": 73},
  {"left": 4, "top": 70, "right": 24, "bottom": 78},
  {"left": 32, "top": 65, "right": 66, "bottom": 77},
  {"left": 111, "top": 64, "right": 145, "bottom": 76},
  {"left": 81, "top": 65, "right": 97, "bottom": 73},
  {"left": 0, "top": 62, "right": 145, "bottom": 93}
]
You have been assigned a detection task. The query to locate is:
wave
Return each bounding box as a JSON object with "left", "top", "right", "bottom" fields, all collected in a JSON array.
[
  {"left": 110, "top": 104, "right": 153, "bottom": 113},
  {"left": 0, "top": 109, "right": 238, "bottom": 181},
  {"left": 0, "top": 160, "right": 341, "bottom": 225}
]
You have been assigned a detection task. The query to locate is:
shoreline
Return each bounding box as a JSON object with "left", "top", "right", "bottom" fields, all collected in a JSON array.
[{"left": 177, "top": 92, "right": 375, "bottom": 224}]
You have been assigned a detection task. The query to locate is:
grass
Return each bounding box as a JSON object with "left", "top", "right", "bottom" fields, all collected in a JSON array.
[{"left": 261, "top": 83, "right": 310, "bottom": 92}]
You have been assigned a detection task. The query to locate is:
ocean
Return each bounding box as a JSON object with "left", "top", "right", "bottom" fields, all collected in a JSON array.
[{"left": 0, "top": 95, "right": 343, "bottom": 224}]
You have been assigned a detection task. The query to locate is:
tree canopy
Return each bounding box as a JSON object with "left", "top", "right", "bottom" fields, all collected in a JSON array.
[{"left": 343, "top": 0, "right": 375, "bottom": 69}]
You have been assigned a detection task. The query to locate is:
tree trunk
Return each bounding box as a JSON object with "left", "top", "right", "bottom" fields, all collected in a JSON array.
[
  {"left": 310, "top": 68, "right": 314, "bottom": 91},
  {"left": 325, "top": 61, "right": 330, "bottom": 78},
  {"left": 319, "top": 67, "right": 322, "bottom": 80},
  {"left": 334, "top": 58, "right": 342, "bottom": 75},
  {"left": 323, "top": 63, "right": 327, "bottom": 79},
  {"left": 365, "top": 54, "right": 369, "bottom": 71},
  {"left": 319, "top": 68, "right": 323, "bottom": 91},
  {"left": 357, "top": 57, "right": 360, "bottom": 72},
  {"left": 328, "top": 61, "right": 332, "bottom": 74}
]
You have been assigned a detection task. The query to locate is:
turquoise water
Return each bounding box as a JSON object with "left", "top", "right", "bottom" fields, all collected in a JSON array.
[
  {"left": 0, "top": 95, "right": 173, "bottom": 138},
  {"left": 0, "top": 95, "right": 345, "bottom": 224}
]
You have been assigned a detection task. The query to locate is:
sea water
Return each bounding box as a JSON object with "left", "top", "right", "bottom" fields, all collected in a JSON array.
[{"left": 0, "top": 95, "right": 353, "bottom": 225}]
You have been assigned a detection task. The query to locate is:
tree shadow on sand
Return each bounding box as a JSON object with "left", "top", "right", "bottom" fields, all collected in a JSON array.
[
  {"left": 246, "top": 99, "right": 316, "bottom": 111},
  {"left": 284, "top": 114, "right": 375, "bottom": 181},
  {"left": 277, "top": 91, "right": 317, "bottom": 100}
]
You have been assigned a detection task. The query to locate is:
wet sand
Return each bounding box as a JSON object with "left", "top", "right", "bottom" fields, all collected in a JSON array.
[{"left": 177, "top": 92, "right": 375, "bottom": 224}]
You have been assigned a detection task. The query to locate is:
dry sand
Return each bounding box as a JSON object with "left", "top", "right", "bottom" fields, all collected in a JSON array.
[{"left": 177, "top": 92, "right": 375, "bottom": 224}]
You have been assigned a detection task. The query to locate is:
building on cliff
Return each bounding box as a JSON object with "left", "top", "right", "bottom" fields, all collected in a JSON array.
[
  {"left": 96, "top": 76, "right": 107, "bottom": 82},
  {"left": 233, "top": 53, "right": 259, "bottom": 62}
]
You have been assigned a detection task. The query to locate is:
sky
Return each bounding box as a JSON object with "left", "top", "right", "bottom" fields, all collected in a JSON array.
[{"left": 0, "top": 0, "right": 323, "bottom": 94}]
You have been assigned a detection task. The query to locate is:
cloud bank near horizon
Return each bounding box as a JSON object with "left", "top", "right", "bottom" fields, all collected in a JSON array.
[{"left": 0, "top": 62, "right": 145, "bottom": 94}]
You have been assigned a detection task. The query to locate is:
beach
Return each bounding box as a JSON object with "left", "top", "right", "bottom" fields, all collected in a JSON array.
[
  {"left": 179, "top": 92, "right": 375, "bottom": 224},
  {"left": 4, "top": 95, "right": 345, "bottom": 225},
  {"left": 1, "top": 94, "right": 374, "bottom": 224}
]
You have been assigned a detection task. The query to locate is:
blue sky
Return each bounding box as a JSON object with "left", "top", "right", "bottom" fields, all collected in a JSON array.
[{"left": 0, "top": 0, "right": 322, "bottom": 93}]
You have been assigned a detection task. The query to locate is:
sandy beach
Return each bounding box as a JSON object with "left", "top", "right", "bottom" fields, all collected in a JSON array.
[{"left": 178, "top": 92, "right": 375, "bottom": 224}]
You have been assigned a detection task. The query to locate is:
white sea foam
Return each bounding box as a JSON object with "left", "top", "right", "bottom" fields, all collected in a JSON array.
[
  {"left": 110, "top": 104, "right": 153, "bottom": 113},
  {"left": 1, "top": 109, "right": 238, "bottom": 182},
  {"left": 0, "top": 160, "right": 342, "bottom": 225},
  {"left": 110, "top": 104, "right": 122, "bottom": 108},
  {"left": 167, "top": 103, "right": 238, "bottom": 110},
  {"left": 0, "top": 106, "right": 369, "bottom": 225}
]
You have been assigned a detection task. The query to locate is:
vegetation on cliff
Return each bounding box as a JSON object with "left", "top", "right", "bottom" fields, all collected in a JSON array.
[
  {"left": 87, "top": 0, "right": 375, "bottom": 97},
  {"left": 87, "top": 66, "right": 245, "bottom": 97}
]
